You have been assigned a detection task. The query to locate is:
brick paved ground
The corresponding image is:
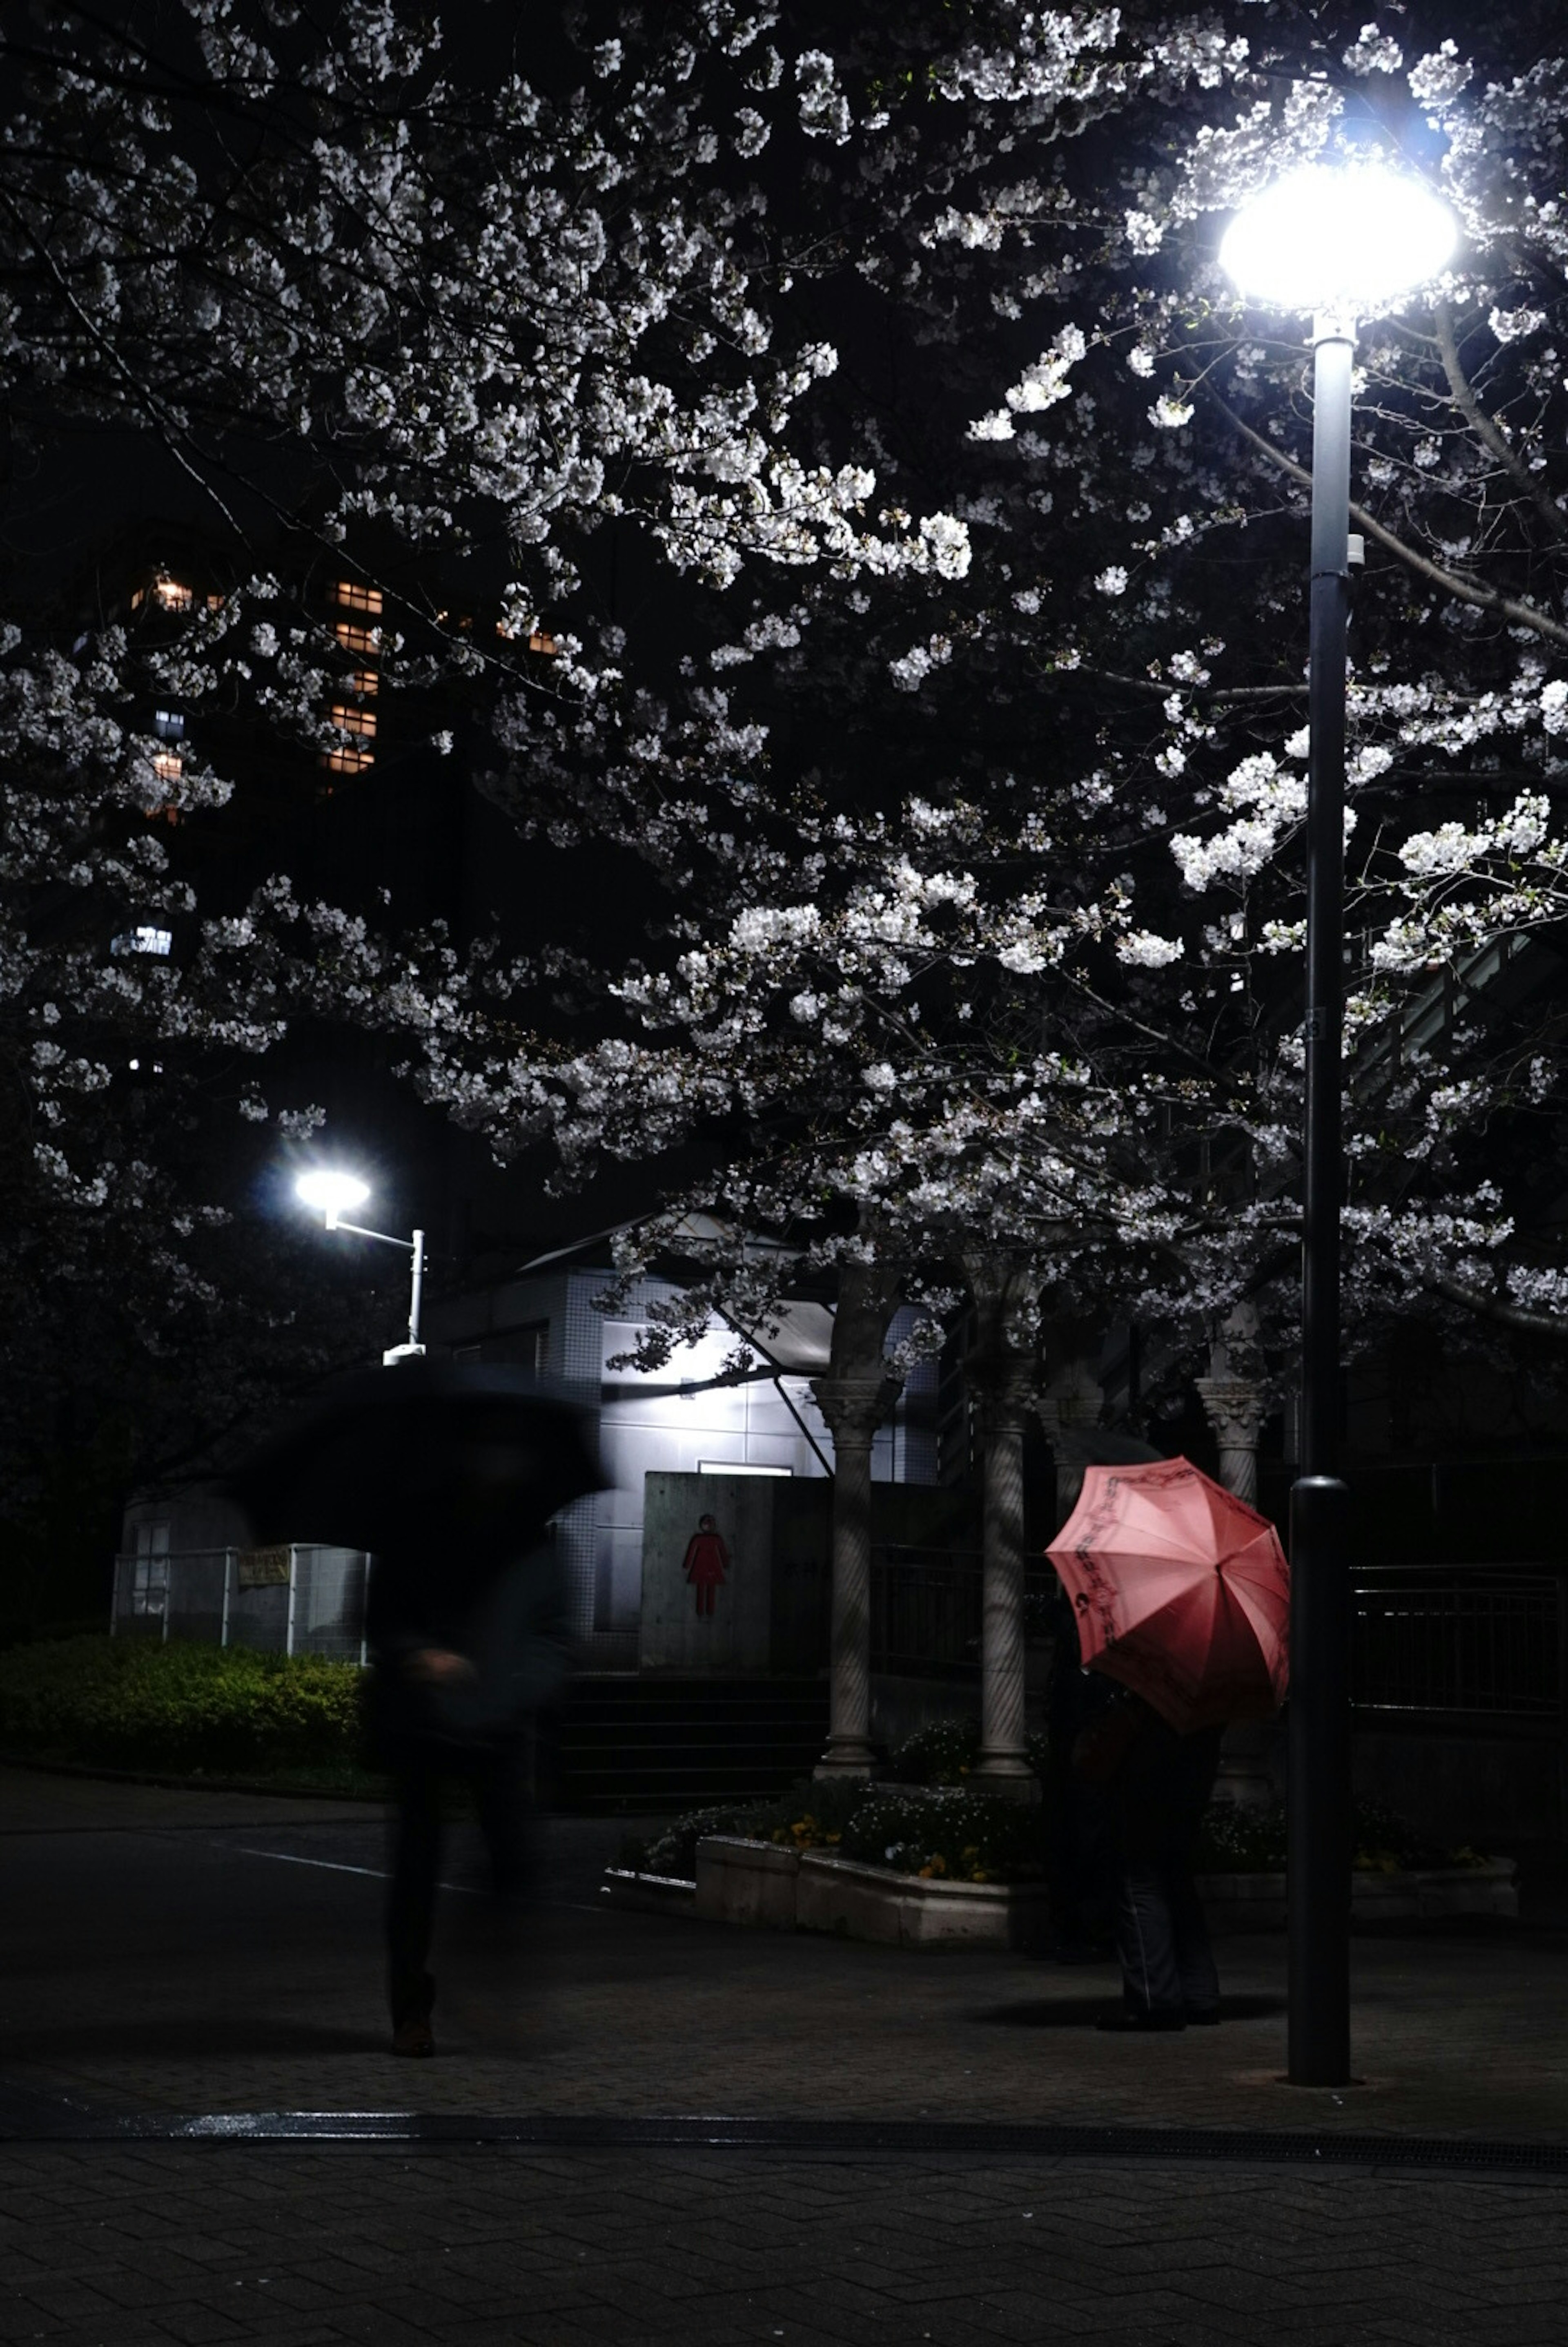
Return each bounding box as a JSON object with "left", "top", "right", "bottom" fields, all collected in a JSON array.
[
  {"left": 4, "top": 1766, "right": 1566, "bottom": 2345},
  {"left": 2, "top": 1768, "right": 1565, "bottom": 2140},
  {"left": 2, "top": 2143, "right": 1566, "bottom": 2347}
]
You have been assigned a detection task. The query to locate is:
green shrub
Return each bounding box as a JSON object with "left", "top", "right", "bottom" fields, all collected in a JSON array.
[
  {"left": 887, "top": 1717, "right": 981, "bottom": 1786},
  {"left": 637, "top": 1803, "right": 768, "bottom": 1877},
  {"left": 840, "top": 1788, "right": 1045, "bottom": 1883},
  {"left": 1194, "top": 1797, "right": 1481, "bottom": 1873},
  {"left": 0, "top": 1634, "right": 369, "bottom": 1776}
]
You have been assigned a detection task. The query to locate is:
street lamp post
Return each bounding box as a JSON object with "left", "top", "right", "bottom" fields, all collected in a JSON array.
[
  {"left": 1220, "top": 162, "right": 1454, "bottom": 2086},
  {"left": 295, "top": 1170, "right": 427, "bottom": 1365}
]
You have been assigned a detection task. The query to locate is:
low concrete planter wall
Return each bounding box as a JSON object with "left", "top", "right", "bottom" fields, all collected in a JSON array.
[
  {"left": 599, "top": 1867, "right": 697, "bottom": 1916},
  {"left": 695, "top": 1836, "right": 800, "bottom": 1929},
  {"left": 608, "top": 1846, "right": 1518, "bottom": 1942},
  {"left": 692, "top": 1835, "right": 1049, "bottom": 1948},
  {"left": 796, "top": 1850, "right": 1049, "bottom": 1949},
  {"left": 1198, "top": 1858, "right": 1518, "bottom": 1934}
]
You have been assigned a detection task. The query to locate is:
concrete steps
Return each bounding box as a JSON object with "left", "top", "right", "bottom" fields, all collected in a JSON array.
[{"left": 551, "top": 1676, "right": 829, "bottom": 1813}]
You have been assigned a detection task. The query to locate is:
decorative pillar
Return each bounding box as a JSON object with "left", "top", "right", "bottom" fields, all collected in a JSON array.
[
  {"left": 1194, "top": 1378, "right": 1265, "bottom": 1508},
  {"left": 811, "top": 1372, "right": 899, "bottom": 1777},
  {"left": 1197, "top": 1350, "right": 1276, "bottom": 1811},
  {"left": 1036, "top": 1357, "right": 1106, "bottom": 1526},
  {"left": 964, "top": 1257, "right": 1042, "bottom": 1802},
  {"left": 811, "top": 1253, "right": 903, "bottom": 1780}
]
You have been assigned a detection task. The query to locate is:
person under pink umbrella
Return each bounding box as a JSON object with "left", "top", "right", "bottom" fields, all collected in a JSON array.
[{"left": 1048, "top": 1457, "right": 1290, "bottom": 2032}]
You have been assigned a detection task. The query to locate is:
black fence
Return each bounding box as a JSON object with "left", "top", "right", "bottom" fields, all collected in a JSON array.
[
  {"left": 869, "top": 1546, "right": 1567, "bottom": 1727},
  {"left": 1351, "top": 1566, "right": 1564, "bottom": 1721},
  {"left": 869, "top": 1547, "right": 1057, "bottom": 1675}
]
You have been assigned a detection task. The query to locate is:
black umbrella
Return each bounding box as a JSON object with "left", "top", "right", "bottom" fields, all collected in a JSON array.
[{"left": 224, "top": 1360, "right": 602, "bottom": 1560}]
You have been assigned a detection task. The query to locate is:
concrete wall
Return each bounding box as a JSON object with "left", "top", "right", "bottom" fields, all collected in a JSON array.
[{"left": 640, "top": 1472, "right": 780, "bottom": 1671}]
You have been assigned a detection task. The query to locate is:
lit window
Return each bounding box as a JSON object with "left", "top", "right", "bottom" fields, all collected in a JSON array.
[
  {"left": 152, "top": 750, "right": 183, "bottom": 783},
  {"left": 111, "top": 926, "right": 174, "bottom": 959},
  {"left": 499, "top": 616, "right": 560, "bottom": 654},
  {"left": 328, "top": 703, "right": 376, "bottom": 739},
  {"left": 346, "top": 667, "right": 379, "bottom": 696},
  {"left": 320, "top": 744, "right": 375, "bottom": 774},
  {"left": 153, "top": 710, "right": 185, "bottom": 741},
  {"left": 154, "top": 575, "right": 194, "bottom": 610},
  {"left": 332, "top": 581, "right": 384, "bottom": 614},
  {"left": 334, "top": 621, "right": 379, "bottom": 657}
]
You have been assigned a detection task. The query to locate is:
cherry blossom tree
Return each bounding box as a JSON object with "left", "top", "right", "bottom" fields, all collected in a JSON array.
[{"left": 413, "top": 1, "right": 1568, "bottom": 1449}]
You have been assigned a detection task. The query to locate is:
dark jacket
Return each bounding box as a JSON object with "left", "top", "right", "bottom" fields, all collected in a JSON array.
[{"left": 366, "top": 1539, "right": 571, "bottom": 1756}]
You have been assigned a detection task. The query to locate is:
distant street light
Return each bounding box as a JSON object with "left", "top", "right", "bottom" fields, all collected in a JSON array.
[
  {"left": 295, "top": 1170, "right": 426, "bottom": 1364},
  {"left": 1221, "top": 159, "right": 1455, "bottom": 2089}
]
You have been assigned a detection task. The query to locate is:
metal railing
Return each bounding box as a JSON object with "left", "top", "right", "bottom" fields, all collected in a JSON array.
[
  {"left": 110, "top": 1546, "right": 370, "bottom": 1664},
  {"left": 1351, "top": 1567, "right": 1563, "bottom": 1720},
  {"left": 869, "top": 1547, "right": 1057, "bottom": 1675}
]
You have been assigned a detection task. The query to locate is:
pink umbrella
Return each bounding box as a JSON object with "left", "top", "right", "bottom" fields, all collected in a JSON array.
[{"left": 1046, "top": 1457, "right": 1290, "bottom": 1734}]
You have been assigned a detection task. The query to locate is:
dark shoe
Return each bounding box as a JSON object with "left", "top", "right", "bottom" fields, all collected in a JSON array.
[
  {"left": 1096, "top": 2008, "right": 1186, "bottom": 2033},
  {"left": 1184, "top": 2005, "right": 1221, "bottom": 2026},
  {"left": 392, "top": 2014, "right": 435, "bottom": 2057}
]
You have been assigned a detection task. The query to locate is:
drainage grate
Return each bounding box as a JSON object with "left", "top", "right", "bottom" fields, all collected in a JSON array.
[{"left": 2, "top": 2087, "right": 1566, "bottom": 2176}]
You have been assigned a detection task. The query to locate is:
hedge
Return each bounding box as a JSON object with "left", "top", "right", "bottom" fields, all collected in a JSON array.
[{"left": 0, "top": 1634, "right": 369, "bottom": 1777}]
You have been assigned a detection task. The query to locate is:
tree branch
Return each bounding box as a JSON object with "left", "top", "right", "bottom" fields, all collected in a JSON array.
[
  {"left": 1433, "top": 303, "right": 1568, "bottom": 546},
  {"left": 1429, "top": 1270, "right": 1568, "bottom": 1341},
  {"left": 1208, "top": 387, "right": 1568, "bottom": 651}
]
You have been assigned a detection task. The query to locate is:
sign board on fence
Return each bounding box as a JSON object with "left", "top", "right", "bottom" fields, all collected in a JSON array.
[{"left": 237, "top": 1545, "right": 291, "bottom": 1589}]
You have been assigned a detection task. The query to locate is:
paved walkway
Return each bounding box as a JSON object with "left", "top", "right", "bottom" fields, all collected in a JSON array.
[{"left": 2, "top": 1765, "right": 1565, "bottom": 2345}]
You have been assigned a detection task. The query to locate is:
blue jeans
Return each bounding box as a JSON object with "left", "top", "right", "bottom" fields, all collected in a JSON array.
[{"left": 1113, "top": 1856, "right": 1219, "bottom": 2018}]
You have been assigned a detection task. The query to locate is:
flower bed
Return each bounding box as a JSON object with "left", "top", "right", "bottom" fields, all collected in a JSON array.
[{"left": 612, "top": 1725, "right": 1515, "bottom": 1947}]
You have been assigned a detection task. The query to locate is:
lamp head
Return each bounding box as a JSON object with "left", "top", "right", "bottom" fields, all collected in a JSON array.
[
  {"left": 1220, "top": 160, "right": 1456, "bottom": 320},
  {"left": 296, "top": 1169, "right": 370, "bottom": 1230}
]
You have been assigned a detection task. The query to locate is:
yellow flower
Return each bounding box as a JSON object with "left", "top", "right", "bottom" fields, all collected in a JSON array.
[
  {"left": 918, "top": 1865, "right": 935, "bottom": 1879},
  {"left": 971, "top": 1870, "right": 989, "bottom": 1884}
]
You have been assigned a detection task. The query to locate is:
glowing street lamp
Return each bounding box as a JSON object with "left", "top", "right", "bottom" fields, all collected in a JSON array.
[
  {"left": 1221, "top": 160, "right": 1456, "bottom": 2088},
  {"left": 295, "top": 1170, "right": 426, "bottom": 1364}
]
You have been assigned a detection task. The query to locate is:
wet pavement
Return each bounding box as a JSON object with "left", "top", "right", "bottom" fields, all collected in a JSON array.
[{"left": 2, "top": 1763, "right": 1565, "bottom": 2344}]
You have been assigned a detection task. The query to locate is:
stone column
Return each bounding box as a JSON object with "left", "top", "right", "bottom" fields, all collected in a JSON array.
[
  {"left": 1036, "top": 1358, "right": 1106, "bottom": 1525},
  {"left": 811, "top": 1255, "right": 904, "bottom": 1781},
  {"left": 811, "top": 1372, "right": 898, "bottom": 1778},
  {"left": 1196, "top": 1362, "right": 1276, "bottom": 1810},
  {"left": 970, "top": 1365, "right": 1040, "bottom": 1799},
  {"left": 1193, "top": 1378, "right": 1264, "bottom": 1507},
  {"left": 964, "top": 1257, "right": 1042, "bottom": 1802}
]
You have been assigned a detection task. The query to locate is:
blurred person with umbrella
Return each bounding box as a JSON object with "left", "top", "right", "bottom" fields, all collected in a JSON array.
[
  {"left": 1047, "top": 1458, "right": 1290, "bottom": 2032},
  {"left": 228, "top": 1361, "right": 601, "bottom": 2057},
  {"left": 1040, "top": 1433, "right": 1165, "bottom": 1963}
]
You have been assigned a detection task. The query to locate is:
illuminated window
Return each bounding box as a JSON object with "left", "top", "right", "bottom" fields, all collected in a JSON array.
[
  {"left": 334, "top": 621, "right": 379, "bottom": 657},
  {"left": 320, "top": 743, "right": 376, "bottom": 774},
  {"left": 111, "top": 925, "right": 174, "bottom": 959},
  {"left": 152, "top": 751, "right": 183, "bottom": 783},
  {"left": 131, "top": 575, "right": 193, "bottom": 614},
  {"left": 328, "top": 704, "right": 376, "bottom": 739},
  {"left": 346, "top": 668, "right": 379, "bottom": 697},
  {"left": 528, "top": 629, "right": 559, "bottom": 656},
  {"left": 331, "top": 581, "right": 383, "bottom": 614},
  {"left": 153, "top": 710, "right": 185, "bottom": 741}
]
